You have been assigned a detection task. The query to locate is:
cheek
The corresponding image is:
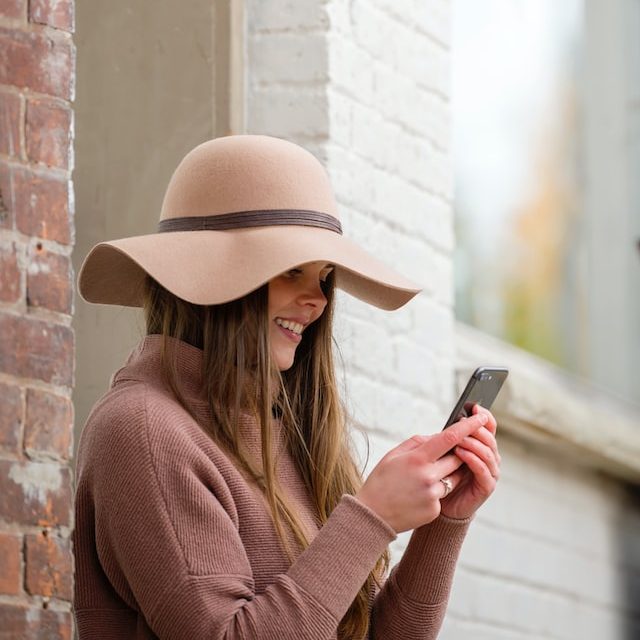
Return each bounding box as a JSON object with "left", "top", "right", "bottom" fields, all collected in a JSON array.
[
  {"left": 267, "top": 280, "right": 291, "bottom": 318},
  {"left": 269, "top": 326, "right": 296, "bottom": 371}
]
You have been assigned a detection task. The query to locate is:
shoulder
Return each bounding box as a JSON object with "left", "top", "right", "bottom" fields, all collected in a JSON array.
[
  {"left": 76, "top": 380, "right": 243, "bottom": 529},
  {"left": 76, "top": 380, "right": 208, "bottom": 479}
]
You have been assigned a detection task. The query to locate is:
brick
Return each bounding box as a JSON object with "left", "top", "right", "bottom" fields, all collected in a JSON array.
[
  {"left": 0, "top": 313, "right": 73, "bottom": 385},
  {"left": 407, "top": 296, "right": 454, "bottom": 359},
  {"left": 0, "top": 241, "right": 21, "bottom": 303},
  {"left": 393, "top": 339, "right": 436, "bottom": 394},
  {"left": 350, "top": 0, "right": 396, "bottom": 68},
  {"left": 29, "top": 0, "right": 74, "bottom": 32},
  {"left": 248, "top": 85, "right": 328, "bottom": 139},
  {"left": 0, "top": 161, "right": 12, "bottom": 229},
  {"left": 0, "top": 90, "right": 22, "bottom": 158},
  {"left": 25, "top": 531, "right": 72, "bottom": 599},
  {"left": 26, "top": 247, "right": 72, "bottom": 314},
  {"left": 0, "top": 26, "right": 74, "bottom": 100},
  {"left": 251, "top": 33, "right": 328, "bottom": 84},
  {"left": 25, "top": 388, "right": 72, "bottom": 459},
  {"left": 394, "top": 27, "right": 448, "bottom": 95},
  {"left": 250, "top": 0, "right": 329, "bottom": 32},
  {"left": 0, "top": 381, "right": 23, "bottom": 452},
  {"left": 327, "top": 36, "right": 375, "bottom": 105},
  {"left": 0, "top": 532, "right": 21, "bottom": 595},
  {"left": 13, "top": 167, "right": 71, "bottom": 244},
  {"left": 0, "top": 0, "right": 26, "bottom": 20},
  {"left": 26, "top": 99, "right": 72, "bottom": 170},
  {"left": 344, "top": 316, "right": 393, "bottom": 381},
  {"left": 0, "top": 459, "right": 71, "bottom": 527},
  {"left": 0, "top": 603, "right": 71, "bottom": 640},
  {"left": 325, "top": 145, "right": 375, "bottom": 211}
]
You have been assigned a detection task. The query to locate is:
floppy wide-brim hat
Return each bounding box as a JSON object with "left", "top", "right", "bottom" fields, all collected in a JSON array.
[{"left": 78, "top": 135, "right": 422, "bottom": 311}]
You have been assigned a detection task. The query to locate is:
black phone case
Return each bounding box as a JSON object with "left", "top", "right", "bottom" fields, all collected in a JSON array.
[{"left": 443, "top": 366, "right": 509, "bottom": 429}]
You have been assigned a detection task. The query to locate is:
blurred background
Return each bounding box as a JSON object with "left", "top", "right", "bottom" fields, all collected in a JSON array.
[{"left": 452, "top": 0, "right": 640, "bottom": 405}]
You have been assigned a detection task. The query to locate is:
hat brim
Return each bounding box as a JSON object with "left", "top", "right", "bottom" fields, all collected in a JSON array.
[{"left": 78, "top": 226, "right": 422, "bottom": 311}]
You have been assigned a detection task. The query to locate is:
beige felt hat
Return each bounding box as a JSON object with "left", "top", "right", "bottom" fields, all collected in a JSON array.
[{"left": 78, "top": 135, "right": 422, "bottom": 311}]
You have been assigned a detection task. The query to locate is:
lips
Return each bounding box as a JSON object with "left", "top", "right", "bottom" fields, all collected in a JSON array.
[
  {"left": 274, "top": 317, "right": 306, "bottom": 344},
  {"left": 274, "top": 317, "right": 304, "bottom": 335},
  {"left": 275, "top": 324, "right": 302, "bottom": 344}
]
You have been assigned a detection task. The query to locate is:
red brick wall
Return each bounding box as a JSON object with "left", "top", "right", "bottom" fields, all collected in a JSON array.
[{"left": 0, "top": 0, "right": 75, "bottom": 637}]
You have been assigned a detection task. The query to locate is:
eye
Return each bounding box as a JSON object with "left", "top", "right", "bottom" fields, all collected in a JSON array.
[
  {"left": 284, "top": 268, "right": 303, "bottom": 279},
  {"left": 320, "top": 266, "right": 335, "bottom": 283}
]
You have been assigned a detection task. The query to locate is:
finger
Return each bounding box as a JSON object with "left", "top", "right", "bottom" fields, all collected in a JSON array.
[
  {"left": 467, "top": 426, "right": 500, "bottom": 461},
  {"left": 457, "top": 435, "right": 500, "bottom": 479},
  {"left": 422, "top": 413, "right": 488, "bottom": 460},
  {"left": 471, "top": 404, "right": 497, "bottom": 434},
  {"left": 471, "top": 404, "right": 498, "bottom": 435},
  {"left": 429, "top": 453, "right": 465, "bottom": 480},
  {"left": 386, "top": 434, "right": 430, "bottom": 460},
  {"left": 438, "top": 468, "right": 466, "bottom": 498},
  {"left": 455, "top": 446, "right": 498, "bottom": 490}
]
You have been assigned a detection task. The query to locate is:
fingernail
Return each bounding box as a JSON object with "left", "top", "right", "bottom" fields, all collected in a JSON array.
[{"left": 479, "top": 414, "right": 488, "bottom": 425}]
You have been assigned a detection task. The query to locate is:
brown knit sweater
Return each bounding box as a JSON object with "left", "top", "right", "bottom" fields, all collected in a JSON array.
[{"left": 73, "top": 335, "right": 470, "bottom": 639}]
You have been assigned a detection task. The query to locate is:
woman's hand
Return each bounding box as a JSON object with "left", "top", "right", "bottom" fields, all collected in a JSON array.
[
  {"left": 439, "top": 404, "right": 500, "bottom": 520},
  {"left": 355, "top": 413, "right": 490, "bottom": 533}
]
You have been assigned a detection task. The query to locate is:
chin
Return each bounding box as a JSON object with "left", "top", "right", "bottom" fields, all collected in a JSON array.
[
  {"left": 276, "top": 359, "right": 295, "bottom": 372},
  {"left": 273, "top": 349, "right": 296, "bottom": 371}
]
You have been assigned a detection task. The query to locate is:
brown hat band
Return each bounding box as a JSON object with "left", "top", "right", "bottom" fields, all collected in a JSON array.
[{"left": 157, "top": 209, "right": 343, "bottom": 234}]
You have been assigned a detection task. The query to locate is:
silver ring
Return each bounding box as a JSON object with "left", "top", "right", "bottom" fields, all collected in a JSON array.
[{"left": 440, "top": 477, "right": 453, "bottom": 497}]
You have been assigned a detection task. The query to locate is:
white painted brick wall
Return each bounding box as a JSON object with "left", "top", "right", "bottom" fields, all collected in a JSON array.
[
  {"left": 246, "top": 1, "right": 640, "bottom": 639},
  {"left": 441, "top": 432, "right": 640, "bottom": 639},
  {"left": 323, "top": 0, "right": 456, "bottom": 445}
]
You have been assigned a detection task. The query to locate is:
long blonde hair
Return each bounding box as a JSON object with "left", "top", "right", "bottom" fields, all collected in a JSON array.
[{"left": 143, "top": 273, "right": 388, "bottom": 639}]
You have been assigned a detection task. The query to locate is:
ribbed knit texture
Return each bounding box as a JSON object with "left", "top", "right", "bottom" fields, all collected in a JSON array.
[{"left": 73, "top": 335, "right": 471, "bottom": 639}]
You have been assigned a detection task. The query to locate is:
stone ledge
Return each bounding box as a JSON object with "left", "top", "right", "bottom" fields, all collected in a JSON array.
[{"left": 455, "top": 322, "right": 640, "bottom": 484}]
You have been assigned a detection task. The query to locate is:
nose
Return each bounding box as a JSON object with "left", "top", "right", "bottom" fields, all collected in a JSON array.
[{"left": 297, "top": 279, "right": 327, "bottom": 311}]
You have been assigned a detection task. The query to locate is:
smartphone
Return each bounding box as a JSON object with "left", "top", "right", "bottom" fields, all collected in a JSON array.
[{"left": 443, "top": 366, "right": 509, "bottom": 429}]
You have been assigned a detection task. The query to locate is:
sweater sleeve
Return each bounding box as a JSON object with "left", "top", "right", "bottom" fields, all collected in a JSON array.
[
  {"left": 369, "top": 515, "right": 471, "bottom": 639},
  {"left": 77, "top": 389, "right": 396, "bottom": 640}
]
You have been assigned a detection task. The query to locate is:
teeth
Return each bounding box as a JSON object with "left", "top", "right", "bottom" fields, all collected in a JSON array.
[{"left": 276, "top": 318, "right": 303, "bottom": 335}]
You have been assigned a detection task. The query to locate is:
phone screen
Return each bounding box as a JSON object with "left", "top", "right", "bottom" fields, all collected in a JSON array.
[{"left": 443, "top": 367, "right": 509, "bottom": 429}]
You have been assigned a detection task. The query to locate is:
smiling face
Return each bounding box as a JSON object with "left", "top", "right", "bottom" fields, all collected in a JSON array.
[{"left": 267, "top": 261, "right": 334, "bottom": 371}]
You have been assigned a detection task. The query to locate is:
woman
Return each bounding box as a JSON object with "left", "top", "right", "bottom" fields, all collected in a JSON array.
[{"left": 73, "top": 135, "right": 500, "bottom": 639}]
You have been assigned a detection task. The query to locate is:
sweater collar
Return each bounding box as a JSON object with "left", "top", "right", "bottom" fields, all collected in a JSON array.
[
  {"left": 112, "top": 334, "right": 206, "bottom": 401},
  {"left": 113, "top": 335, "right": 285, "bottom": 458},
  {"left": 113, "top": 334, "right": 268, "bottom": 412}
]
